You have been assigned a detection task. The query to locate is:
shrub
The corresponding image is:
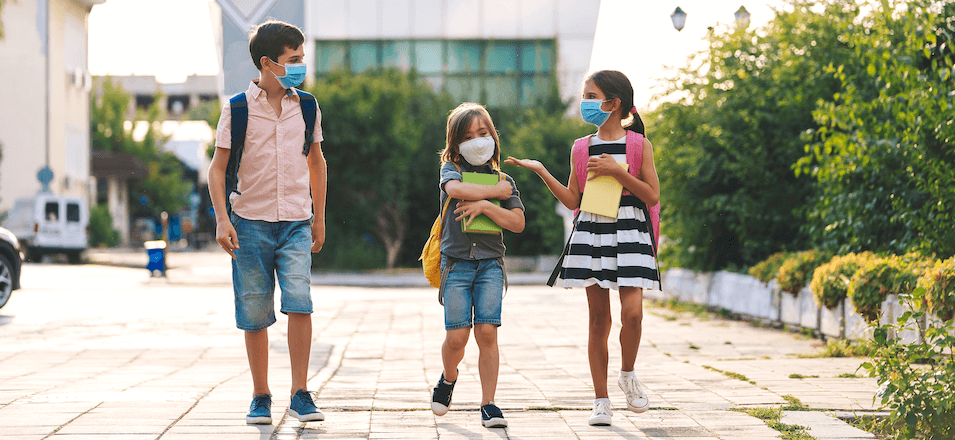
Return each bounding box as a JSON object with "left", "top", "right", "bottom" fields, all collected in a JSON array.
[
  {"left": 919, "top": 257, "right": 955, "bottom": 322},
  {"left": 749, "top": 251, "right": 792, "bottom": 284},
  {"left": 777, "top": 250, "right": 832, "bottom": 295},
  {"left": 861, "top": 290, "right": 955, "bottom": 439},
  {"left": 89, "top": 204, "right": 119, "bottom": 248},
  {"left": 811, "top": 252, "right": 873, "bottom": 309}
]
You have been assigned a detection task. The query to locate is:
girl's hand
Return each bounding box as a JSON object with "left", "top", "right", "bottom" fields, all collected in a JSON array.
[
  {"left": 494, "top": 180, "right": 513, "bottom": 200},
  {"left": 504, "top": 156, "right": 545, "bottom": 174},
  {"left": 587, "top": 154, "right": 624, "bottom": 180},
  {"left": 454, "top": 200, "right": 490, "bottom": 226}
]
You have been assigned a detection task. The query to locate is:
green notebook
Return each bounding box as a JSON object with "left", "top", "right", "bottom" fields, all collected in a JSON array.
[{"left": 461, "top": 172, "right": 503, "bottom": 235}]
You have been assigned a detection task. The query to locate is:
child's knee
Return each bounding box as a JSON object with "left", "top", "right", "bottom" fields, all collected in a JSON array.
[
  {"left": 621, "top": 309, "right": 643, "bottom": 329},
  {"left": 474, "top": 324, "right": 498, "bottom": 346},
  {"left": 444, "top": 328, "right": 470, "bottom": 349}
]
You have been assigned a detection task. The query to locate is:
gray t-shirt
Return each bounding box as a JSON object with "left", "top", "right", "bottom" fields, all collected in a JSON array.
[{"left": 439, "top": 161, "right": 524, "bottom": 260}]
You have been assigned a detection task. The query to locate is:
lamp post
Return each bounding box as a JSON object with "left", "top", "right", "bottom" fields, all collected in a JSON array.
[
  {"left": 670, "top": 7, "right": 687, "bottom": 32},
  {"left": 734, "top": 6, "right": 751, "bottom": 28}
]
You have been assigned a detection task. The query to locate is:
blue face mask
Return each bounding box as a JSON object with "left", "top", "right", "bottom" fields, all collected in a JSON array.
[
  {"left": 270, "top": 59, "right": 306, "bottom": 89},
  {"left": 580, "top": 98, "right": 612, "bottom": 127}
]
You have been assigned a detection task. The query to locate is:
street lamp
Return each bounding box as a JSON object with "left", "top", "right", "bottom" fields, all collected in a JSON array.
[
  {"left": 671, "top": 6, "right": 687, "bottom": 32},
  {"left": 734, "top": 6, "right": 751, "bottom": 28}
]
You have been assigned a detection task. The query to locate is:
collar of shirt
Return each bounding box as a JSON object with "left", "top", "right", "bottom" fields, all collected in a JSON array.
[
  {"left": 460, "top": 162, "right": 496, "bottom": 174},
  {"left": 248, "top": 80, "right": 300, "bottom": 101}
]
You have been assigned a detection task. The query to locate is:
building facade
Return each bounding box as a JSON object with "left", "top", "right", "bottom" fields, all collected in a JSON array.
[
  {"left": 215, "top": 0, "right": 599, "bottom": 109},
  {"left": 0, "top": 0, "right": 103, "bottom": 213}
]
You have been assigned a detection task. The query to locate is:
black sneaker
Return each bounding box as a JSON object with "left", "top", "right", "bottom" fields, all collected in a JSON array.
[
  {"left": 431, "top": 372, "right": 456, "bottom": 416},
  {"left": 481, "top": 402, "right": 507, "bottom": 428}
]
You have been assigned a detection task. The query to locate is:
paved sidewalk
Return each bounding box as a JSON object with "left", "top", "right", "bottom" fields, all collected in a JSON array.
[{"left": 0, "top": 262, "right": 881, "bottom": 439}]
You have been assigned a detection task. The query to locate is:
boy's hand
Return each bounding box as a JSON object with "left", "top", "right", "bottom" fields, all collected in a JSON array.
[
  {"left": 454, "top": 200, "right": 491, "bottom": 226},
  {"left": 504, "top": 156, "right": 544, "bottom": 174},
  {"left": 215, "top": 221, "right": 239, "bottom": 259},
  {"left": 311, "top": 221, "right": 325, "bottom": 253},
  {"left": 494, "top": 180, "right": 513, "bottom": 200},
  {"left": 587, "top": 154, "right": 624, "bottom": 180}
]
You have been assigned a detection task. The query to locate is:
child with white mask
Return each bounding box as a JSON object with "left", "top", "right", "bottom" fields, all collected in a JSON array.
[{"left": 430, "top": 102, "right": 525, "bottom": 428}]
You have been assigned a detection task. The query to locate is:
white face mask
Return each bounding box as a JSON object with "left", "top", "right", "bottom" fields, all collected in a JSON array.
[{"left": 459, "top": 136, "right": 496, "bottom": 166}]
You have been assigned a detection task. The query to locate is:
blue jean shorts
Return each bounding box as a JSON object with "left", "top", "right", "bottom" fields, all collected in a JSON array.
[
  {"left": 230, "top": 212, "right": 313, "bottom": 331},
  {"left": 440, "top": 255, "right": 504, "bottom": 330}
]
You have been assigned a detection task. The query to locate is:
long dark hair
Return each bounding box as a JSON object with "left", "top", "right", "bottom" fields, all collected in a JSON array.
[
  {"left": 585, "top": 70, "right": 645, "bottom": 136},
  {"left": 440, "top": 102, "right": 501, "bottom": 169}
]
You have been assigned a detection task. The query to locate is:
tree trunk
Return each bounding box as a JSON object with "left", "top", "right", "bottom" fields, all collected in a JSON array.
[{"left": 372, "top": 198, "right": 407, "bottom": 269}]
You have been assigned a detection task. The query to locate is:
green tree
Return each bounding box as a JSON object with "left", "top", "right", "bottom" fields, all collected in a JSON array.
[
  {"left": 649, "top": 0, "right": 860, "bottom": 271},
  {"left": 800, "top": 0, "right": 955, "bottom": 257},
  {"left": 90, "top": 77, "right": 191, "bottom": 216}
]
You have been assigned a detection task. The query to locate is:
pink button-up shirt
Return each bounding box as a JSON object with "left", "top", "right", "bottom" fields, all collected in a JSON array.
[{"left": 215, "top": 81, "right": 323, "bottom": 222}]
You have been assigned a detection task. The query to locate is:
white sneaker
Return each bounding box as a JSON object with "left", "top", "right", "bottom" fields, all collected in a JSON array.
[
  {"left": 588, "top": 399, "right": 613, "bottom": 426},
  {"left": 618, "top": 372, "right": 650, "bottom": 413}
]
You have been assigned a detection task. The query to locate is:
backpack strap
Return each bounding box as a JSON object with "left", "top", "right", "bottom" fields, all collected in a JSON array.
[
  {"left": 225, "top": 92, "right": 248, "bottom": 215},
  {"left": 624, "top": 131, "right": 660, "bottom": 253},
  {"left": 295, "top": 89, "right": 317, "bottom": 156}
]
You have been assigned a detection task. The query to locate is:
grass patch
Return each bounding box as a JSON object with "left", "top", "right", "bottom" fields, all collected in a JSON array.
[
  {"left": 789, "top": 373, "right": 820, "bottom": 379},
  {"left": 842, "top": 414, "right": 894, "bottom": 438},
  {"left": 731, "top": 406, "right": 815, "bottom": 440},
  {"left": 650, "top": 298, "right": 712, "bottom": 320},
  {"left": 689, "top": 344, "right": 700, "bottom": 350},
  {"left": 797, "top": 338, "right": 876, "bottom": 358},
  {"left": 781, "top": 395, "right": 810, "bottom": 411},
  {"left": 702, "top": 365, "right": 755, "bottom": 384},
  {"left": 836, "top": 373, "right": 860, "bottom": 378}
]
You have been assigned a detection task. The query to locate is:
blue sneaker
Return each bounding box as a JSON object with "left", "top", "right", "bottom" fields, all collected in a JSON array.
[
  {"left": 481, "top": 402, "right": 507, "bottom": 428},
  {"left": 245, "top": 394, "right": 272, "bottom": 424},
  {"left": 289, "top": 389, "right": 324, "bottom": 422}
]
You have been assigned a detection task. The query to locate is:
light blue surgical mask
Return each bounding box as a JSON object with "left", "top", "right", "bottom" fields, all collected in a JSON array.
[
  {"left": 580, "top": 98, "right": 612, "bottom": 127},
  {"left": 269, "top": 59, "right": 306, "bottom": 89}
]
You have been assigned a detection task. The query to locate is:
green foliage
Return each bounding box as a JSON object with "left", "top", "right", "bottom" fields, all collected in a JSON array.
[
  {"left": 810, "top": 252, "right": 872, "bottom": 309},
  {"left": 749, "top": 251, "right": 792, "bottom": 284},
  {"left": 731, "top": 406, "right": 813, "bottom": 440},
  {"left": 185, "top": 99, "right": 222, "bottom": 159},
  {"left": 90, "top": 77, "right": 190, "bottom": 216},
  {"left": 861, "top": 290, "right": 955, "bottom": 439},
  {"left": 918, "top": 256, "right": 955, "bottom": 321},
  {"left": 89, "top": 204, "right": 119, "bottom": 248},
  {"left": 848, "top": 253, "right": 931, "bottom": 322},
  {"left": 800, "top": 0, "right": 955, "bottom": 257},
  {"left": 777, "top": 250, "right": 832, "bottom": 295}
]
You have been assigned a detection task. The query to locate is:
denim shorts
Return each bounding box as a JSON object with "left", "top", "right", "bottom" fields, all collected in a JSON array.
[
  {"left": 230, "top": 212, "right": 313, "bottom": 331},
  {"left": 440, "top": 255, "right": 504, "bottom": 330}
]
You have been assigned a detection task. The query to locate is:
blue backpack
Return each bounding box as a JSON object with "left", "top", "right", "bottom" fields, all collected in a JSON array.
[{"left": 225, "top": 88, "right": 317, "bottom": 214}]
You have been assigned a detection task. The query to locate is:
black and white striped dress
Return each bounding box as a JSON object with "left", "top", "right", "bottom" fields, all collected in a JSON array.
[{"left": 554, "top": 135, "right": 661, "bottom": 291}]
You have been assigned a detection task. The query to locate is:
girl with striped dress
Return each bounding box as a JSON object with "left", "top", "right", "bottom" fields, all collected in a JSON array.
[{"left": 504, "top": 70, "right": 660, "bottom": 426}]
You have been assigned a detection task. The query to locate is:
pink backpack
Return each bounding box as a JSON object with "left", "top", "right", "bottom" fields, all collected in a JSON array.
[{"left": 572, "top": 131, "right": 660, "bottom": 250}]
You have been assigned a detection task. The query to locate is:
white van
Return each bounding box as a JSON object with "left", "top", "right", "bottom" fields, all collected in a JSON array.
[{"left": 3, "top": 194, "right": 89, "bottom": 263}]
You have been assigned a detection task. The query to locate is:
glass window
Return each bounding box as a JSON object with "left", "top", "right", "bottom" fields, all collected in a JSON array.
[
  {"left": 317, "top": 41, "right": 348, "bottom": 73},
  {"left": 414, "top": 41, "right": 443, "bottom": 73},
  {"left": 423, "top": 76, "right": 444, "bottom": 93},
  {"left": 351, "top": 42, "right": 379, "bottom": 72},
  {"left": 67, "top": 203, "right": 80, "bottom": 223},
  {"left": 521, "top": 76, "right": 554, "bottom": 106},
  {"left": 485, "top": 77, "right": 518, "bottom": 107},
  {"left": 45, "top": 202, "right": 59, "bottom": 222},
  {"left": 521, "top": 41, "right": 554, "bottom": 73},
  {"left": 447, "top": 41, "right": 481, "bottom": 72},
  {"left": 446, "top": 76, "right": 482, "bottom": 103},
  {"left": 382, "top": 41, "right": 412, "bottom": 70},
  {"left": 485, "top": 42, "right": 517, "bottom": 73}
]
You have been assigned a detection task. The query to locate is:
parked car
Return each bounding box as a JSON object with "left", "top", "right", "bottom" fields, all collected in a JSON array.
[
  {"left": 0, "top": 226, "right": 23, "bottom": 309},
  {"left": 3, "top": 194, "right": 88, "bottom": 263}
]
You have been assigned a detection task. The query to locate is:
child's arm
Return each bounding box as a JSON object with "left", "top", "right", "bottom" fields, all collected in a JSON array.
[
  {"left": 208, "top": 146, "right": 238, "bottom": 258},
  {"left": 454, "top": 202, "right": 525, "bottom": 234},
  {"left": 587, "top": 138, "right": 660, "bottom": 206},
  {"left": 503, "top": 156, "right": 582, "bottom": 210},
  {"left": 445, "top": 179, "right": 512, "bottom": 201},
  {"left": 307, "top": 141, "right": 327, "bottom": 253}
]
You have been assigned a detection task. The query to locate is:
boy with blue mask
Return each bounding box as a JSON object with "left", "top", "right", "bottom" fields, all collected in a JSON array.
[{"left": 208, "top": 20, "right": 326, "bottom": 425}]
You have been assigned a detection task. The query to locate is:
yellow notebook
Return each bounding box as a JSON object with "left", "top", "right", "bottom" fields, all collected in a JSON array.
[{"left": 579, "top": 162, "right": 629, "bottom": 218}]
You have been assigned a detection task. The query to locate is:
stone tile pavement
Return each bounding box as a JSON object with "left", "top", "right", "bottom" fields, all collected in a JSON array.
[{"left": 0, "top": 260, "right": 882, "bottom": 439}]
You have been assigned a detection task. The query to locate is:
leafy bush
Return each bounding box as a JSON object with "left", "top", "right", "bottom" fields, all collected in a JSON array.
[
  {"left": 861, "top": 290, "right": 955, "bottom": 439},
  {"left": 810, "top": 252, "right": 872, "bottom": 309},
  {"left": 749, "top": 251, "right": 792, "bottom": 284},
  {"left": 919, "top": 257, "right": 955, "bottom": 322},
  {"left": 849, "top": 253, "right": 935, "bottom": 322},
  {"left": 89, "top": 204, "right": 119, "bottom": 248},
  {"left": 776, "top": 250, "right": 832, "bottom": 295}
]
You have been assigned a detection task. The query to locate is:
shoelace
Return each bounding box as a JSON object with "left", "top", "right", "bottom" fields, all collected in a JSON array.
[
  {"left": 593, "top": 401, "right": 613, "bottom": 416},
  {"left": 251, "top": 396, "right": 271, "bottom": 411},
  {"left": 621, "top": 377, "right": 646, "bottom": 400},
  {"left": 295, "top": 391, "right": 317, "bottom": 406}
]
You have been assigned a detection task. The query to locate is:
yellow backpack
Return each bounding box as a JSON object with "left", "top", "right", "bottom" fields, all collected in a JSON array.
[{"left": 419, "top": 194, "right": 453, "bottom": 288}]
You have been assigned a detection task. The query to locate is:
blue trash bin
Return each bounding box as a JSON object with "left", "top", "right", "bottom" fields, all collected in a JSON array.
[{"left": 145, "top": 240, "right": 166, "bottom": 277}]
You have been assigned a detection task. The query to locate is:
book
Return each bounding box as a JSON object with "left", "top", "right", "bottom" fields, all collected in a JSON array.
[
  {"left": 461, "top": 172, "right": 503, "bottom": 235},
  {"left": 579, "top": 162, "right": 629, "bottom": 218}
]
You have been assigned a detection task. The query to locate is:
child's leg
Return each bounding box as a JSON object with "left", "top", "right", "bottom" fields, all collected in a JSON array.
[
  {"left": 246, "top": 329, "right": 271, "bottom": 396},
  {"left": 288, "top": 312, "right": 312, "bottom": 395},
  {"left": 442, "top": 327, "right": 471, "bottom": 381},
  {"left": 618, "top": 287, "right": 644, "bottom": 372},
  {"left": 586, "top": 285, "right": 612, "bottom": 399},
  {"left": 474, "top": 323, "right": 499, "bottom": 405}
]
